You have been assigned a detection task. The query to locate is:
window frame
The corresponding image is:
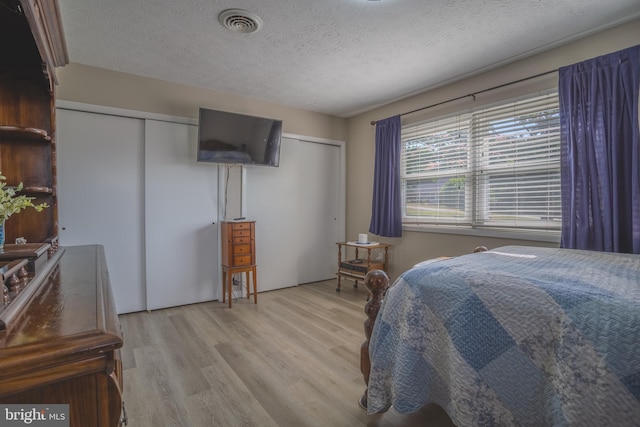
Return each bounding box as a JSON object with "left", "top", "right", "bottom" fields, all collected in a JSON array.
[{"left": 400, "top": 90, "right": 562, "bottom": 242}]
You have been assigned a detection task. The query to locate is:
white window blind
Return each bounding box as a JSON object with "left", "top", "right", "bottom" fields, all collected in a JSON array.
[
  {"left": 401, "top": 92, "right": 561, "bottom": 232},
  {"left": 402, "top": 114, "right": 472, "bottom": 224}
]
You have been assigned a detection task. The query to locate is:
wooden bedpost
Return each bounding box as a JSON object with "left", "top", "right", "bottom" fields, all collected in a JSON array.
[{"left": 359, "top": 269, "right": 389, "bottom": 410}]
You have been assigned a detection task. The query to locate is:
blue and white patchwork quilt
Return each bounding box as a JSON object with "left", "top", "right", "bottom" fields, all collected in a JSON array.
[{"left": 367, "top": 246, "right": 640, "bottom": 426}]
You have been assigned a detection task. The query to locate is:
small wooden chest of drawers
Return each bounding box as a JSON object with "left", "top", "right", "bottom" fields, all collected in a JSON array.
[
  {"left": 220, "top": 221, "right": 257, "bottom": 308},
  {"left": 221, "top": 221, "right": 256, "bottom": 267}
]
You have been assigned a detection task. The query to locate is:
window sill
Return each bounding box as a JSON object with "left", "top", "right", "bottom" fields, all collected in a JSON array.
[{"left": 402, "top": 224, "right": 561, "bottom": 243}]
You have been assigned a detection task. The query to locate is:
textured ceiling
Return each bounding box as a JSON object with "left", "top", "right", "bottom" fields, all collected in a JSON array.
[{"left": 57, "top": 0, "right": 640, "bottom": 117}]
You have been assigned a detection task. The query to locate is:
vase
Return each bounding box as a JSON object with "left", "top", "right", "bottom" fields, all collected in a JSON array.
[{"left": 0, "top": 220, "right": 4, "bottom": 249}]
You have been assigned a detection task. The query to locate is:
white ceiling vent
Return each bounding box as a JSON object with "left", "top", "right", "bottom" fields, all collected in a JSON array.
[{"left": 218, "top": 9, "right": 263, "bottom": 34}]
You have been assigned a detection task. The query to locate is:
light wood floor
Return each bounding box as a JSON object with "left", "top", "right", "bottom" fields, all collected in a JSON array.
[{"left": 119, "top": 279, "right": 455, "bottom": 427}]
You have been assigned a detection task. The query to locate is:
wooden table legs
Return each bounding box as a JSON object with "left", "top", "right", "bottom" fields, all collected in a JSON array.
[{"left": 222, "top": 265, "right": 258, "bottom": 308}]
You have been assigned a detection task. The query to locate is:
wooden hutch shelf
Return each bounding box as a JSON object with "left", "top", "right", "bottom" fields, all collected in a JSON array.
[
  {"left": 0, "top": 0, "right": 68, "bottom": 245},
  {"left": 21, "top": 186, "right": 54, "bottom": 194},
  {"left": 0, "top": 125, "right": 51, "bottom": 142}
]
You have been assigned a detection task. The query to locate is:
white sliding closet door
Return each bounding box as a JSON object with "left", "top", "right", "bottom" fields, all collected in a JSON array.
[
  {"left": 296, "top": 141, "right": 340, "bottom": 284},
  {"left": 56, "top": 109, "right": 146, "bottom": 314},
  {"left": 244, "top": 137, "right": 341, "bottom": 291},
  {"left": 243, "top": 138, "right": 299, "bottom": 292},
  {"left": 144, "top": 120, "right": 219, "bottom": 310}
]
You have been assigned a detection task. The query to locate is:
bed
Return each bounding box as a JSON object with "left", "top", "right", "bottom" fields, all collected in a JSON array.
[{"left": 360, "top": 245, "right": 640, "bottom": 426}]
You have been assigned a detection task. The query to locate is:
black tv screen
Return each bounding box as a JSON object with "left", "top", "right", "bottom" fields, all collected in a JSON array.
[{"left": 197, "top": 108, "right": 282, "bottom": 167}]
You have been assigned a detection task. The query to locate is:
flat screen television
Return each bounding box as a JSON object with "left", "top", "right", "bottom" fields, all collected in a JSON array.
[{"left": 197, "top": 108, "right": 282, "bottom": 167}]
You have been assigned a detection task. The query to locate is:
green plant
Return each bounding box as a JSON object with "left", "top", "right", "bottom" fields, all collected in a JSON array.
[{"left": 0, "top": 173, "right": 49, "bottom": 222}]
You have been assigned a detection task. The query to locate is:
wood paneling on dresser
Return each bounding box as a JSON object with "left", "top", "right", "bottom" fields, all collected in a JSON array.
[{"left": 0, "top": 245, "right": 125, "bottom": 427}]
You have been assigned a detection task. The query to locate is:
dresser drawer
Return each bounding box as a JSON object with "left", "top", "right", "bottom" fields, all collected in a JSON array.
[
  {"left": 232, "top": 222, "right": 251, "bottom": 230},
  {"left": 233, "top": 236, "right": 251, "bottom": 244},
  {"left": 233, "top": 229, "right": 252, "bottom": 238},
  {"left": 234, "top": 255, "right": 252, "bottom": 266},
  {"left": 233, "top": 244, "right": 251, "bottom": 255}
]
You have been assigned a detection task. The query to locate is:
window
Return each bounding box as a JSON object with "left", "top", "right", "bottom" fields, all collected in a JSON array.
[{"left": 401, "top": 92, "right": 561, "bottom": 233}]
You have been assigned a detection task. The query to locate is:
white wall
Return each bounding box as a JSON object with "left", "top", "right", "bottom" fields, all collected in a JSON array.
[{"left": 55, "top": 63, "right": 347, "bottom": 143}]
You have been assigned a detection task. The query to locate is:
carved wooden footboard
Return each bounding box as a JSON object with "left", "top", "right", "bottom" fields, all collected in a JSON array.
[
  {"left": 359, "top": 269, "right": 389, "bottom": 409},
  {"left": 359, "top": 246, "right": 488, "bottom": 410}
]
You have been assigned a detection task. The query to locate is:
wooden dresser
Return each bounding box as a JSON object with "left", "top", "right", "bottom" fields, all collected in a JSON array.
[
  {"left": 0, "top": 245, "right": 125, "bottom": 427},
  {"left": 220, "top": 220, "right": 257, "bottom": 307}
]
